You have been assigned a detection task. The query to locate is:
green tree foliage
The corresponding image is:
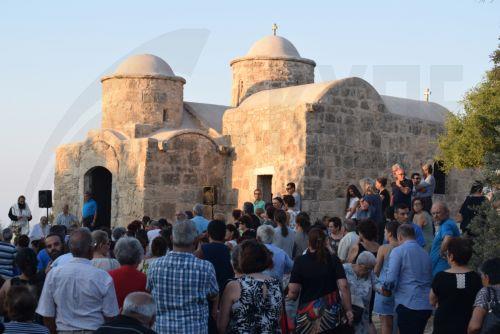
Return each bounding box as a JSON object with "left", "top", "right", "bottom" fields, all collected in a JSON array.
[{"left": 437, "top": 41, "right": 500, "bottom": 171}]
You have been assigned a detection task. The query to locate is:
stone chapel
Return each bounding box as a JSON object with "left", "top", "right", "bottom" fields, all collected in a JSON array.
[{"left": 54, "top": 34, "right": 476, "bottom": 227}]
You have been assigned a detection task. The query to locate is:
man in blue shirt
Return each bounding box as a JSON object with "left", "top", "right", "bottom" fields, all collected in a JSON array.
[
  {"left": 394, "top": 203, "right": 426, "bottom": 248},
  {"left": 81, "top": 192, "right": 97, "bottom": 229},
  {"left": 191, "top": 203, "right": 210, "bottom": 235},
  {"left": 381, "top": 224, "right": 433, "bottom": 334},
  {"left": 257, "top": 225, "right": 293, "bottom": 281},
  {"left": 430, "top": 202, "right": 460, "bottom": 276}
]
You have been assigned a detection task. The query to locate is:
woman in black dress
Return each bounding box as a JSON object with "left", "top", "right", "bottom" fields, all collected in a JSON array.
[{"left": 430, "top": 237, "right": 482, "bottom": 334}]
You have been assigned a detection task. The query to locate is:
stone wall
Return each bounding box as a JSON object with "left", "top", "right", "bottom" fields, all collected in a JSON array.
[
  {"left": 142, "top": 133, "right": 234, "bottom": 221},
  {"left": 230, "top": 58, "right": 314, "bottom": 106},
  {"left": 223, "top": 103, "right": 308, "bottom": 209},
  {"left": 54, "top": 130, "right": 149, "bottom": 227},
  {"left": 101, "top": 76, "right": 185, "bottom": 136}
]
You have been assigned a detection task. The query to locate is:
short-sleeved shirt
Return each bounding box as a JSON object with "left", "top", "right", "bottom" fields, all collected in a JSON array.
[
  {"left": 191, "top": 215, "right": 210, "bottom": 235},
  {"left": 290, "top": 250, "right": 346, "bottom": 305},
  {"left": 147, "top": 251, "right": 219, "bottom": 334},
  {"left": 3, "top": 322, "right": 49, "bottom": 334},
  {"left": 272, "top": 227, "right": 295, "bottom": 258},
  {"left": 474, "top": 286, "right": 500, "bottom": 310},
  {"left": 82, "top": 199, "right": 97, "bottom": 219},
  {"left": 55, "top": 213, "right": 78, "bottom": 228},
  {"left": 432, "top": 271, "right": 482, "bottom": 333},
  {"left": 36, "top": 257, "right": 119, "bottom": 331},
  {"left": 392, "top": 179, "right": 413, "bottom": 208},
  {"left": 253, "top": 200, "right": 266, "bottom": 212},
  {"left": 430, "top": 219, "right": 460, "bottom": 276}
]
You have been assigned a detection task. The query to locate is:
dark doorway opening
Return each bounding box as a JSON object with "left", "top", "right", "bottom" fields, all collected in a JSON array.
[
  {"left": 257, "top": 175, "right": 273, "bottom": 203},
  {"left": 434, "top": 161, "right": 446, "bottom": 195},
  {"left": 84, "top": 166, "right": 112, "bottom": 228}
]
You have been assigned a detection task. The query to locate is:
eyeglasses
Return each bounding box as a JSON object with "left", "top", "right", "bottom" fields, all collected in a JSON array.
[{"left": 431, "top": 211, "right": 442, "bottom": 216}]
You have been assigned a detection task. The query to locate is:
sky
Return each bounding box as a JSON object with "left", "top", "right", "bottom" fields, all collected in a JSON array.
[{"left": 0, "top": 0, "right": 498, "bottom": 226}]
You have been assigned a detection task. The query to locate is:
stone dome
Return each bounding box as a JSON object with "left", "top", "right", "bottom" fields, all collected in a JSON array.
[
  {"left": 246, "top": 35, "right": 301, "bottom": 58},
  {"left": 114, "top": 54, "right": 175, "bottom": 76}
]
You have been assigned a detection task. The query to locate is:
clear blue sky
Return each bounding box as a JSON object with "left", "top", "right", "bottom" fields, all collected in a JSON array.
[{"left": 0, "top": 0, "right": 498, "bottom": 225}]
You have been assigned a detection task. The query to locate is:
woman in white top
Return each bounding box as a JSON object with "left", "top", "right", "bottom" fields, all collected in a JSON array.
[
  {"left": 345, "top": 185, "right": 363, "bottom": 219},
  {"left": 90, "top": 230, "right": 119, "bottom": 271}
]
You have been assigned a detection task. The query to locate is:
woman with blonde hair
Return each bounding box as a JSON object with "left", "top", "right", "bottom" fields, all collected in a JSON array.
[{"left": 91, "top": 230, "right": 119, "bottom": 271}]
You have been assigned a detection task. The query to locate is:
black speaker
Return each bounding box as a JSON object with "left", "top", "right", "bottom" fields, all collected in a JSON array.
[
  {"left": 38, "top": 190, "right": 53, "bottom": 208},
  {"left": 202, "top": 186, "right": 217, "bottom": 206}
]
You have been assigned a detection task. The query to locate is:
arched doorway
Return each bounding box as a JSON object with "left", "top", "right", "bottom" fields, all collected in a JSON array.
[{"left": 84, "top": 166, "right": 112, "bottom": 228}]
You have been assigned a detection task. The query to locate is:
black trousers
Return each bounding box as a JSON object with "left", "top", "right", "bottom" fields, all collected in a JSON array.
[{"left": 396, "top": 304, "right": 432, "bottom": 334}]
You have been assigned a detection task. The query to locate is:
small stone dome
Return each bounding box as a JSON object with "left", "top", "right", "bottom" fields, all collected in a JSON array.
[
  {"left": 246, "top": 35, "right": 301, "bottom": 58},
  {"left": 114, "top": 54, "right": 175, "bottom": 76}
]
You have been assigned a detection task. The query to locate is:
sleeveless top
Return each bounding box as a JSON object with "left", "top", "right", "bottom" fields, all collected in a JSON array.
[
  {"left": 354, "top": 242, "right": 378, "bottom": 262},
  {"left": 227, "top": 275, "right": 282, "bottom": 334},
  {"left": 377, "top": 246, "right": 394, "bottom": 284}
]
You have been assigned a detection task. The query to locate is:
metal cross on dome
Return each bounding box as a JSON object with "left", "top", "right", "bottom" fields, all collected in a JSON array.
[
  {"left": 272, "top": 23, "right": 278, "bottom": 36},
  {"left": 424, "top": 88, "right": 431, "bottom": 102}
]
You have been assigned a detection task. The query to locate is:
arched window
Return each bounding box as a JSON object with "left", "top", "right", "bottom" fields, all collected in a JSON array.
[{"left": 434, "top": 161, "right": 446, "bottom": 194}]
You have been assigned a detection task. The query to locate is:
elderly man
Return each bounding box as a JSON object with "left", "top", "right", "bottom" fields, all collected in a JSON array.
[
  {"left": 37, "top": 228, "right": 119, "bottom": 333},
  {"left": 109, "top": 237, "right": 147, "bottom": 308},
  {"left": 29, "top": 216, "right": 51, "bottom": 241},
  {"left": 381, "top": 224, "right": 433, "bottom": 334},
  {"left": 147, "top": 220, "right": 219, "bottom": 333},
  {"left": 95, "top": 292, "right": 156, "bottom": 334},
  {"left": 191, "top": 203, "right": 210, "bottom": 235},
  {"left": 257, "top": 225, "right": 293, "bottom": 281},
  {"left": 55, "top": 204, "right": 78, "bottom": 228},
  {"left": 337, "top": 219, "right": 359, "bottom": 262},
  {"left": 391, "top": 164, "right": 413, "bottom": 209},
  {"left": 430, "top": 202, "right": 460, "bottom": 276}
]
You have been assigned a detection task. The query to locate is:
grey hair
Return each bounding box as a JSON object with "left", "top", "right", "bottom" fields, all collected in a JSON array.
[
  {"left": 356, "top": 251, "right": 376, "bottom": 267},
  {"left": 112, "top": 227, "right": 126, "bottom": 242},
  {"left": 114, "top": 237, "right": 144, "bottom": 265},
  {"left": 172, "top": 220, "right": 198, "bottom": 247},
  {"left": 391, "top": 163, "right": 404, "bottom": 172},
  {"left": 150, "top": 220, "right": 160, "bottom": 228},
  {"left": 193, "top": 204, "right": 204, "bottom": 216},
  {"left": 231, "top": 244, "right": 242, "bottom": 273},
  {"left": 2, "top": 228, "right": 13, "bottom": 242},
  {"left": 433, "top": 201, "right": 450, "bottom": 214},
  {"left": 122, "top": 292, "right": 156, "bottom": 318},
  {"left": 69, "top": 228, "right": 92, "bottom": 257},
  {"left": 397, "top": 224, "right": 416, "bottom": 239},
  {"left": 257, "top": 225, "right": 275, "bottom": 244},
  {"left": 344, "top": 219, "right": 357, "bottom": 233}
]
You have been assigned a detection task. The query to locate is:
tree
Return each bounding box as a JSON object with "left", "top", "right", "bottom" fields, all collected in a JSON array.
[{"left": 437, "top": 40, "right": 500, "bottom": 172}]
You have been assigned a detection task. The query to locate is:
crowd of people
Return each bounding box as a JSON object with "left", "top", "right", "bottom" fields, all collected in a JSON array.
[{"left": 0, "top": 165, "right": 498, "bottom": 334}]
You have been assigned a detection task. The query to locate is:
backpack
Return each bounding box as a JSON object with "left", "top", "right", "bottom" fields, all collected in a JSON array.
[{"left": 480, "top": 287, "right": 500, "bottom": 334}]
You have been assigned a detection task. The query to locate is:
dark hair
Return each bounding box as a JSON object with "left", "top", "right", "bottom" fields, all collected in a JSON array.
[
  {"left": 385, "top": 221, "right": 399, "bottom": 239},
  {"left": 286, "top": 182, "right": 296, "bottom": 190},
  {"left": 282, "top": 195, "right": 295, "bottom": 208},
  {"left": 5, "top": 285, "right": 37, "bottom": 322},
  {"left": 394, "top": 202, "right": 410, "bottom": 212},
  {"left": 412, "top": 197, "right": 423, "bottom": 207},
  {"left": 232, "top": 209, "right": 243, "bottom": 221},
  {"left": 308, "top": 228, "right": 329, "bottom": 263},
  {"left": 127, "top": 220, "right": 142, "bottom": 236},
  {"left": 345, "top": 185, "right": 362, "bottom": 210},
  {"left": 158, "top": 218, "right": 169, "bottom": 229},
  {"left": 357, "top": 219, "right": 378, "bottom": 242},
  {"left": 481, "top": 258, "right": 500, "bottom": 285},
  {"left": 239, "top": 239, "right": 273, "bottom": 274},
  {"left": 265, "top": 206, "right": 276, "bottom": 221},
  {"left": 15, "top": 248, "right": 38, "bottom": 279},
  {"left": 243, "top": 202, "right": 254, "bottom": 215},
  {"left": 446, "top": 237, "right": 472, "bottom": 266},
  {"left": 142, "top": 216, "right": 151, "bottom": 224},
  {"left": 45, "top": 232, "right": 64, "bottom": 245},
  {"left": 328, "top": 217, "right": 342, "bottom": 230},
  {"left": 397, "top": 224, "right": 416, "bottom": 239},
  {"left": 296, "top": 212, "right": 311, "bottom": 233},
  {"left": 50, "top": 224, "right": 67, "bottom": 236},
  {"left": 239, "top": 229, "right": 256, "bottom": 241},
  {"left": 274, "top": 209, "right": 288, "bottom": 237},
  {"left": 207, "top": 220, "right": 226, "bottom": 242},
  {"left": 135, "top": 230, "right": 148, "bottom": 252},
  {"left": 376, "top": 177, "right": 387, "bottom": 187},
  {"left": 159, "top": 226, "right": 173, "bottom": 250},
  {"left": 226, "top": 224, "right": 239, "bottom": 241},
  {"left": 272, "top": 197, "right": 284, "bottom": 207},
  {"left": 151, "top": 236, "right": 168, "bottom": 257},
  {"left": 470, "top": 181, "right": 483, "bottom": 194},
  {"left": 238, "top": 215, "right": 253, "bottom": 228},
  {"left": 411, "top": 172, "right": 421, "bottom": 179},
  {"left": 185, "top": 211, "right": 194, "bottom": 220},
  {"left": 17, "top": 235, "right": 30, "bottom": 248}
]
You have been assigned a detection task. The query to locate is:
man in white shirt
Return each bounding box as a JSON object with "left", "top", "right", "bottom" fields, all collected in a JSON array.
[
  {"left": 337, "top": 219, "right": 359, "bottom": 262},
  {"left": 37, "top": 228, "right": 119, "bottom": 333},
  {"left": 29, "top": 216, "right": 50, "bottom": 241},
  {"left": 55, "top": 204, "right": 78, "bottom": 228}
]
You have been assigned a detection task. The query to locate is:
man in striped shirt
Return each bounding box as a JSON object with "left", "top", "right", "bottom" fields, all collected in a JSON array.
[{"left": 0, "top": 228, "right": 16, "bottom": 279}]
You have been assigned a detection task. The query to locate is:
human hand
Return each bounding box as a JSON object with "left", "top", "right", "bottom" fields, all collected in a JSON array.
[{"left": 345, "top": 310, "right": 354, "bottom": 325}]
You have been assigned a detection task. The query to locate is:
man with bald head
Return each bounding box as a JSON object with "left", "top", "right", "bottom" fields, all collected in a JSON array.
[
  {"left": 430, "top": 202, "right": 460, "bottom": 276},
  {"left": 95, "top": 292, "right": 156, "bottom": 333},
  {"left": 37, "top": 228, "right": 119, "bottom": 333}
]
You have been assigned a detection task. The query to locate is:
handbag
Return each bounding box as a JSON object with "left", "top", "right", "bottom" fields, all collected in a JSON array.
[{"left": 480, "top": 287, "right": 500, "bottom": 334}]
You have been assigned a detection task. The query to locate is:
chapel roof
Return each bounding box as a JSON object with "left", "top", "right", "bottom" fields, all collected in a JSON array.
[
  {"left": 246, "top": 35, "right": 301, "bottom": 58},
  {"left": 114, "top": 54, "right": 175, "bottom": 77}
]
